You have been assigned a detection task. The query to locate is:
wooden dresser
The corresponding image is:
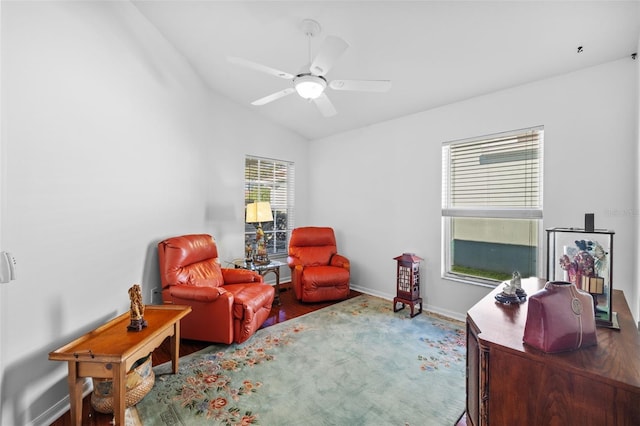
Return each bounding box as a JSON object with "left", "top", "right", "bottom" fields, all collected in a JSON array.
[{"left": 466, "top": 278, "right": 640, "bottom": 426}]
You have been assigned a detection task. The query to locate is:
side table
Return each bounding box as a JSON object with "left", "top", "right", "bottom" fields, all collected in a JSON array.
[
  {"left": 233, "top": 259, "right": 286, "bottom": 304},
  {"left": 49, "top": 304, "right": 191, "bottom": 426}
]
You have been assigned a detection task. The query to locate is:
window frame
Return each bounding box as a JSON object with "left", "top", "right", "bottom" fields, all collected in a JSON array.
[
  {"left": 441, "top": 127, "right": 544, "bottom": 287},
  {"left": 244, "top": 155, "right": 295, "bottom": 259}
]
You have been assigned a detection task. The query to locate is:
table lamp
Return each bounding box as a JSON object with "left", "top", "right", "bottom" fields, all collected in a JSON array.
[{"left": 246, "top": 201, "right": 273, "bottom": 264}]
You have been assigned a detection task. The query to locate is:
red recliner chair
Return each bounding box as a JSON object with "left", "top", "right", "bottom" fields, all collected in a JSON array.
[
  {"left": 287, "top": 227, "right": 350, "bottom": 303},
  {"left": 157, "top": 234, "right": 274, "bottom": 344}
]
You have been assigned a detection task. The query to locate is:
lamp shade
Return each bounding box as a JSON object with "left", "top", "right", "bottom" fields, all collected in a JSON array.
[{"left": 246, "top": 201, "right": 273, "bottom": 223}]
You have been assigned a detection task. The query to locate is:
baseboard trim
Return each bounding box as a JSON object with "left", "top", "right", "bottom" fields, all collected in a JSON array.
[
  {"left": 31, "top": 378, "right": 92, "bottom": 426},
  {"left": 349, "top": 285, "right": 466, "bottom": 323},
  {"left": 350, "top": 284, "right": 394, "bottom": 301}
]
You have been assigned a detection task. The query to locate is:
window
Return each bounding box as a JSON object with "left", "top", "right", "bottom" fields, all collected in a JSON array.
[
  {"left": 442, "top": 127, "right": 543, "bottom": 286},
  {"left": 244, "top": 156, "right": 295, "bottom": 257}
]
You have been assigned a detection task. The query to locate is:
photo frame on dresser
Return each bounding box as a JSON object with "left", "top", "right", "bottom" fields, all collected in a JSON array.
[{"left": 546, "top": 227, "right": 615, "bottom": 328}]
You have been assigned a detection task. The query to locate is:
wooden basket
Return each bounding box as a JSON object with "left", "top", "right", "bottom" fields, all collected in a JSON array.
[{"left": 90, "top": 354, "right": 155, "bottom": 414}]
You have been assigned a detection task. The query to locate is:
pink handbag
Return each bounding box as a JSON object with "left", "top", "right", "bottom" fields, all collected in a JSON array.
[{"left": 523, "top": 281, "right": 597, "bottom": 353}]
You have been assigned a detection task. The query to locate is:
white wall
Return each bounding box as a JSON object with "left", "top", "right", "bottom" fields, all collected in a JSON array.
[
  {"left": 309, "top": 58, "right": 638, "bottom": 322},
  {"left": 0, "top": 2, "right": 307, "bottom": 425},
  {"left": 635, "top": 34, "right": 640, "bottom": 328}
]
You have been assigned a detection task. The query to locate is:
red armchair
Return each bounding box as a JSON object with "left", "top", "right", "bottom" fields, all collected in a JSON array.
[
  {"left": 157, "top": 234, "right": 274, "bottom": 344},
  {"left": 287, "top": 227, "right": 350, "bottom": 302}
]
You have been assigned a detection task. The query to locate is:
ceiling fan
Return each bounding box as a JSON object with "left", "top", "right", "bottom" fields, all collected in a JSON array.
[{"left": 228, "top": 19, "right": 391, "bottom": 117}]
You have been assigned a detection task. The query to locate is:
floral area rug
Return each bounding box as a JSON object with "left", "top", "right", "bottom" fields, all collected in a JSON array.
[{"left": 134, "top": 294, "right": 466, "bottom": 425}]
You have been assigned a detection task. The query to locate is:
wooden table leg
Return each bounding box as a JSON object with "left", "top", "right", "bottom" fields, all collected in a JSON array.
[
  {"left": 67, "top": 362, "right": 83, "bottom": 426},
  {"left": 113, "top": 363, "right": 126, "bottom": 425},
  {"left": 171, "top": 322, "right": 180, "bottom": 373},
  {"left": 260, "top": 268, "right": 282, "bottom": 304}
]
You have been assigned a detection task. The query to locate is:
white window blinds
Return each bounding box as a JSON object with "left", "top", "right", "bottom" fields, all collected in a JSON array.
[
  {"left": 245, "top": 156, "right": 295, "bottom": 255},
  {"left": 442, "top": 127, "right": 543, "bottom": 219}
]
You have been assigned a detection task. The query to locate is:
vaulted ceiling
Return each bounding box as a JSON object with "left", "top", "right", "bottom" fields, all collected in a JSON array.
[{"left": 133, "top": 1, "right": 640, "bottom": 140}]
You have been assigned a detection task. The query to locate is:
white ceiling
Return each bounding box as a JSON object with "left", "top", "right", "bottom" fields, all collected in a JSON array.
[{"left": 133, "top": 1, "right": 640, "bottom": 140}]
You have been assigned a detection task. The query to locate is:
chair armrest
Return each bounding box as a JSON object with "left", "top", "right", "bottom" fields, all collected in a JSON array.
[
  {"left": 169, "top": 285, "right": 227, "bottom": 302},
  {"left": 221, "top": 268, "right": 263, "bottom": 284},
  {"left": 330, "top": 254, "right": 350, "bottom": 270}
]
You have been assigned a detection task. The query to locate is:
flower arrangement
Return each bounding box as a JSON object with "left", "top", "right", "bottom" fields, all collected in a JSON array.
[{"left": 559, "top": 239, "right": 607, "bottom": 290}]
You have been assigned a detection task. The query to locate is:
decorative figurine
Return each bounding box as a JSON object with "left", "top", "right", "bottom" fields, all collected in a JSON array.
[
  {"left": 495, "top": 271, "right": 527, "bottom": 304},
  {"left": 127, "top": 284, "right": 148, "bottom": 331},
  {"left": 245, "top": 239, "right": 254, "bottom": 263}
]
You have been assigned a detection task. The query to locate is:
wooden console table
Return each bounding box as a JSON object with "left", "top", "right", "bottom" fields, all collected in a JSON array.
[
  {"left": 466, "top": 278, "right": 640, "bottom": 425},
  {"left": 49, "top": 305, "right": 191, "bottom": 426}
]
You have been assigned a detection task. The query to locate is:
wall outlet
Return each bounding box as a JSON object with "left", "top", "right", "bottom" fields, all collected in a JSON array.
[{"left": 150, "top": 288, "right": 162, "bottom": 304}]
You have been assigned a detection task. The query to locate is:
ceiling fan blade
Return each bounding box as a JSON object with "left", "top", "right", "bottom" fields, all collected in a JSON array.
[
  {"left": 228, "top": 56, "right": 294, "bottom": 80},
  {"left": 329, "top": 79, "right": 392, "bottom": 92},
  {"left": 312, "top": 93, "right": 337, "bottom": 117},
  {"left": 309, "top": 36, "right": 349, "bottom": 76},
  {"left": 251, "top": 88, "right": 295, "bottom": 106}
]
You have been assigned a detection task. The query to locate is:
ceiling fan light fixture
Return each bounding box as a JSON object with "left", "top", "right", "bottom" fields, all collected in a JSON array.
[{"left": 294, "top": 74, "right": 326, "bottom": 99}]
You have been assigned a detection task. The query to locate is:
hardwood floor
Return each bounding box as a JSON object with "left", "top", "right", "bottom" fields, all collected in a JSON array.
[{"left": 49, "top": 285, "right": 361, "bottom": 426}]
